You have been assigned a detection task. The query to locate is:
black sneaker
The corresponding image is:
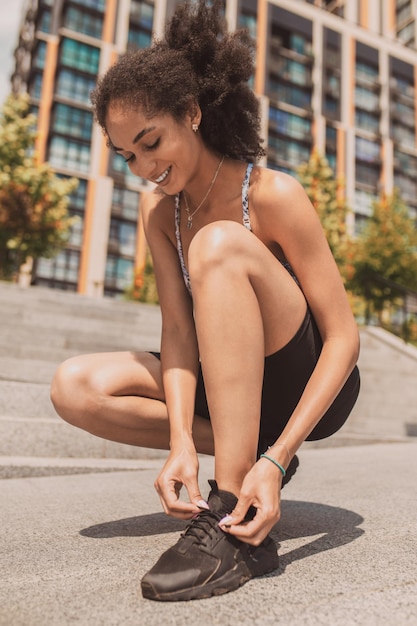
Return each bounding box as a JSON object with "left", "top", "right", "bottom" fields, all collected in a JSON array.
[{"left": 141, "top": 480, "right": 279, "bottom": 602}]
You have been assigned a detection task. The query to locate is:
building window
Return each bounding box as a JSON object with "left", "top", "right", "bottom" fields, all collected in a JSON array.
[
  {"left": 394, "top": 149, "right": 417, "bottom": 177},
  {"left": 64, "top": 6, "right": 103, "bottom": 39},
  {"left": 130, "top": 0, "right": 154, "bottom": 29},
  {"left": 128, "top": 0, "right": 153, "bottom": 50},
  {"left": 60, "top": 38, "right": 100, "bottom": 74},
  {"left": 355, "top": 86, "right": 379, "bottom": 112},
  {"left": 355, "top": 137, "right": 380, "bottom": 163},
  {"left": 355, "top": 110, "right": 380, "bottom": 134},
  {"left": 69, "top": 0, "right": 105, "bottom": 10},
  {"left": 52, "top": 103, "right": 93, "bottom": 140},
  {"left": 33, "top": 41, "right": 47, "bottom": 70},
  {"left": 105, "top": 256, "right": 134, "bottom": 291},
  {"left": 397, "top": 21, "right": 415, "bottom": 46},
  {"left": 56, "top": 69, "right": 96, "bottom": 104},
  {"left": 36, "top": 249, "right": 80, "bottom": 284},
  {"left": 238, "top": 11, "right": 257, "bottom": 39},
  {"left": 274, "top": 57, "right": 312, "bottom": 86},
  {"left": 354, "top": 189, "right": 375, "bottom": 217},
  {"left": 391, "top": 123, "right": 415, "bottom": 149},
  {"left": 48, "top": 136, "right": 91, "bottom": 173},
  {"left": 37, "top": 8, "right": 52, "bottom": 33},
  {"left": 269, "top": 107, "right": 312, "bottom": 141},
  {"left": 355, "top": 162, "right": 380, "bottom": 187},
  {"left": 268, "top": 77, "right": 311, "bottom": 110},
  {"left": 127, "top": 28, "right": 152, "bottom": 49},
  {"left": 268, "top": 134, "right": 311, "bottom": 168},
  {"left": 29, "top": 73, "right": 43, "bottom": 100},
  {"left": 394, "top": 173, "right": 417, "bottom": 201},
  {"left": 112, "top": 186, "right": 140, "bottom": 220},
  {"left": 67, "top": 177, "right": 88, "bottom": 211},
  {"left": 325, "top": 124, "right": 337, "bottom": 171},
  {"left": 354, "top": 213, "right": 369, "bottom": 236},
  {"left": 356, "top": 60, "right": 379, "bottom": 84},
  {"left": 108, "top": 219, "right": 137, "bottom": 256}
]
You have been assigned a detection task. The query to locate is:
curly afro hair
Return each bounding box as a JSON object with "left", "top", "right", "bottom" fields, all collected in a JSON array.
[{"left": 91, "top": 0, "right": 265, "bottom": 162}]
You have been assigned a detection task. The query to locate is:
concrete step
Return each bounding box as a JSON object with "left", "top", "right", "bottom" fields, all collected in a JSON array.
[
  {"left": 0, "top": 357, "right": 57, "bottom": 384},
  {"left": 0, "top": 326, "right": 159, "bottom": 360},
  {"left": 0, "top": 415, "right": 168, "bottom": 460},
  {"left": 0, "top": 283, "right": 161, "bottom": 361},
  {"left": 0, "top": 378, "right": 169, "bottom": 459},
  {"left": 1, "top": 281, "right": 416, "bottom": 461}
]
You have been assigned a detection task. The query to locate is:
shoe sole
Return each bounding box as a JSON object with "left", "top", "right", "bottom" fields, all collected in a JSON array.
[{"left": 141, "top": 542, "right": 279, "bottom": 602}]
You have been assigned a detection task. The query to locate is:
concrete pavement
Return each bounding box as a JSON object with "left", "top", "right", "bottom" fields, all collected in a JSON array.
[
  {"left": 1, "top": 283, "right": 417, "bottom": 625},
  {"left": 2, "top": 443, "right": 417, "bottom": 625}
]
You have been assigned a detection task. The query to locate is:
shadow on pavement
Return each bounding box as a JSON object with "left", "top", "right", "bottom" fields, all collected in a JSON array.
[
  {"left": 274, "top": 499, "right": 365, "bottom": 571},
  {"left": 80, "top": 499, "right": 364, "bottom": 572},
  {"left": 80, "top": 512, "right": 186, "bottom": 538}
]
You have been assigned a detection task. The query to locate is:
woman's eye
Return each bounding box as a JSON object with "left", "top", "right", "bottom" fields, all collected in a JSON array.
[
  {"left": 145, "top": 138, "right": 160, "bottom": 151},
  {"left": 124, "top": 154, "right": 135, "bottom": 163}
]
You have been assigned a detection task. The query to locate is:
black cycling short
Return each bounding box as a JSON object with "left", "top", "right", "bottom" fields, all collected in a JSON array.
[{"left": 151, "top": 308, "right": 360, "bottom": 456}]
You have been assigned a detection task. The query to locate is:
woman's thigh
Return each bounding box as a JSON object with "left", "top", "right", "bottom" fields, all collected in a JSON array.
[
  {"left": 188, "top": 221, "right": 307, "bottom": 356},
  {"left": 51, "top": 350, "right": 165, "bottom": 413}
]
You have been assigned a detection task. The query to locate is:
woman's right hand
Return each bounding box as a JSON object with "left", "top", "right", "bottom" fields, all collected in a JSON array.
[{"left": 154, "top": 443, "right": 209, "bottom": 519}]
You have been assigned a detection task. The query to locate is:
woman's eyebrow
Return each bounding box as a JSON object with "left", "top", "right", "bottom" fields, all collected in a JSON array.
[{"left": 111, "top": 126, "right": 156, "bottom": 152}]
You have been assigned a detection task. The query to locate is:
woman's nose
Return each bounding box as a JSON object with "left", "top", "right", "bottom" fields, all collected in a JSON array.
[{"left": 129, "top": 157, "right": 155, "bottom": 181}]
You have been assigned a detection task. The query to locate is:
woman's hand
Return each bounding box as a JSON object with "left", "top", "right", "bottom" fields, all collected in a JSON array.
[
  {"left": 154, "top": 443, "right": 209, "bottom": 520},
  {"left": 218, "top": 457, "right": 283, "bottom": 545}
]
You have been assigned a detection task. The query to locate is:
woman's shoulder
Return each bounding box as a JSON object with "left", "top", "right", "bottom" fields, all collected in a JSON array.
[
  {"left": 141, "top": 188, "right": 176, "bottom": 233},
  {"left": 252, "top": 166, "right": 305, "bottom": 202},
  {"left": 250, "top": 165, "right": 310, "bottom": 225}
]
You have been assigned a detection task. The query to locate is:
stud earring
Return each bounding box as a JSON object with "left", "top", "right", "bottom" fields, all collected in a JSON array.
[{"left": 192, "top": 123, "right": 199, "bottom": 132}]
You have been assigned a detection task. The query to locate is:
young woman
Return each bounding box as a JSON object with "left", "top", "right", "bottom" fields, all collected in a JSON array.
[{"left": 51, "top": 0, "right": 360, "bottom": 602}]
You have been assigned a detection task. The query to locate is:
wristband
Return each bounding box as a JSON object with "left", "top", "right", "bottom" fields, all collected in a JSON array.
[{"left": 260, "top": 453, "right": 286, "bottom": 477}]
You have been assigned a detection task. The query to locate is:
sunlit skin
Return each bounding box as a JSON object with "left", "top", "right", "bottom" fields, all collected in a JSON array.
[{"left": 51, "top": 101, "right": 359, "bottom": 546}]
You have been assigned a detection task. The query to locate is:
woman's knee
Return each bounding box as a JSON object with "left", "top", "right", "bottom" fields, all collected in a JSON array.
[
  {"left": 50, "top": 355, "right": 99, "bottom": 426},
  {"left": 188, "top": 221, "right": 247, "bottom": 280}
]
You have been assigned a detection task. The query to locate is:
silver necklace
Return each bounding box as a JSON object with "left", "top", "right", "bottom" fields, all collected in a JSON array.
[{"left": 183, "top": 156, "right": 224, "bottom": 229}]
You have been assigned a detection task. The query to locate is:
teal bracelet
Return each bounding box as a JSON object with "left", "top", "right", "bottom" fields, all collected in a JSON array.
[{"left": 260, "top": 453, "right": 286, "bottom": 477}]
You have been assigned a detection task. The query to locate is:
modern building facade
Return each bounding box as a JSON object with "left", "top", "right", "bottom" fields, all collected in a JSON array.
[{"left": 11, "top": 0, "right": 417, "bottom": 297}]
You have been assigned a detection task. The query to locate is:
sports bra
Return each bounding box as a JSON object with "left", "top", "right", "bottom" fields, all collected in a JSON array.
[{"left": 174, "top": 163, "right": 296, "bottom": 294}]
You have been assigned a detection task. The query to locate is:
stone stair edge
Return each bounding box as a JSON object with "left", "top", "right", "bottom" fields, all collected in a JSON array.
[
  {"left": 0, "top": 282, "right": 160, "bottom": 314},
  {"left": 361, "top": 324, "right": 417, "bottom": 362}
]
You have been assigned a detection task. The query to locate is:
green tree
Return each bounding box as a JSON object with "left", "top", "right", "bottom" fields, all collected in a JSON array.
[
  {"left": 297, "top": 150, "right": 352, "bottom": 281},
  {"left": 349, "top": 190, "right": 417, "bottom": 320},
  {"left": 0, "top": 94, "right": 78, "bottom": 280}
]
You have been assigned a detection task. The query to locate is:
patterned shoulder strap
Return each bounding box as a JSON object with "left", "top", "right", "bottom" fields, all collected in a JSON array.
[
  {"left": 174, "top": 194, "right": 192, "bottom": 294},
  {"left": 242, "top": 163, "right": 253, "bottom": 231}
]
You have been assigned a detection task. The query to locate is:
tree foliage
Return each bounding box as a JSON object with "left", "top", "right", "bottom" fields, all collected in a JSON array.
[
  {"left": 125, "top": 248, "right": 159, "bottom": 304},
  {"left": 0, "top": 94, "right": 78, "bottom": 279},
  {"left": 297, "top": 150, "right": 351, "bottom": 281},
  {"left": 348, "top": 190, "right": 417, "bottom": 316}
]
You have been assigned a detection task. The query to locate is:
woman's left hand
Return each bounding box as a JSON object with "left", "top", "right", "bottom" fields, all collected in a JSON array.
[{"left": 218, "top": 457, "right": 283, "bottom": 545}]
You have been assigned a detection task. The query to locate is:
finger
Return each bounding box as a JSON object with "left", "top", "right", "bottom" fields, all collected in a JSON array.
[
  {"left": 224, "top": 520, "right": 272, "bottom": 545},
  {"left": 155, "top": 479, "right": 201, "bottom": 518},
  {"left": 221, "top": 507, "right": 280, "bottom": 545},
  {"left": 218, "top": 496, "right": 251, "bottom": 529},
  {"left": 186, "top": 480, "right": 209, "bottom": 510}
]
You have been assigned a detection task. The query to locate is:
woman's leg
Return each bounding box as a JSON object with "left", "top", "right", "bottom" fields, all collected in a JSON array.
[
  {"left": 188, "top": 221, "right": 307, "bottom": 496},
  {"left": 50, "top": 351, "right": 214, "bottom": 455}
]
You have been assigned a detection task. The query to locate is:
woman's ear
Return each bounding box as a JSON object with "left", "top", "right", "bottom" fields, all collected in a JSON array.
[{"left": 188, "top": 101, "right": 202, "bottom": 129}]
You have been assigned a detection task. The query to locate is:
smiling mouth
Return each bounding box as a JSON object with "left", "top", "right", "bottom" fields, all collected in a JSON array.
[{"left": 154, "top": 167, "right": 171, "bottom": 184}]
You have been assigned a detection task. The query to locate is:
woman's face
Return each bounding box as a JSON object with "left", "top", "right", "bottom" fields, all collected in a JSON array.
[{"left": 105, "top": 103, "right": 200, "bottom": 194}]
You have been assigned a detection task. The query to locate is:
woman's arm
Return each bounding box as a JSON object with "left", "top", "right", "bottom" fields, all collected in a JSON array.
[
  {"left": 262, "top": 171, "right": 359, "bottom": 455},
  {"left": 219, "top": 170, "right": 359, "bottom": 543},
  {"left": 141, "top": 191, "right": 206, "bottom": 517}
]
